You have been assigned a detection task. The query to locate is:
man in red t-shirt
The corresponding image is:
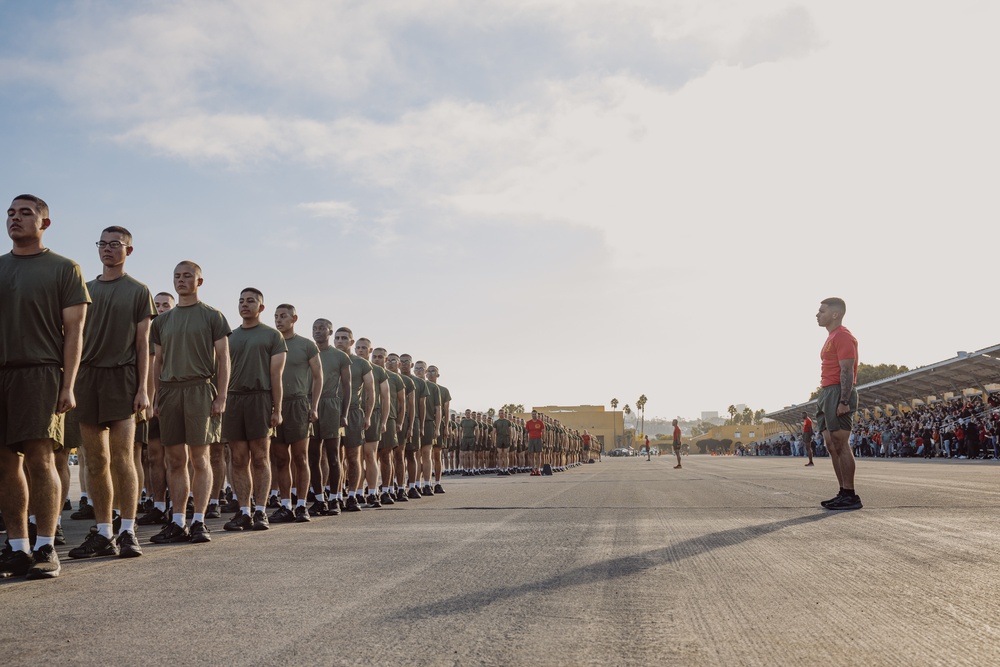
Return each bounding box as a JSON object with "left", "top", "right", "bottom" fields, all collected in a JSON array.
[
  {"left": 671, "top": 419, "right": 682, "bottom": 469},
  {"left": 815, "top": 297, "right": 862, "bottom": 510},
  {"left": 802, "top": 412, "right": 815, "bottom": 466},
  {"left": 525, "top": 411, "right": 545, "bottom": 474}
]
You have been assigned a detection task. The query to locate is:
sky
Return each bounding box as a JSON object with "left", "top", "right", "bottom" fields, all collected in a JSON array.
[{"left": 2, "top": 0, "right": 998, "bottom": 421}]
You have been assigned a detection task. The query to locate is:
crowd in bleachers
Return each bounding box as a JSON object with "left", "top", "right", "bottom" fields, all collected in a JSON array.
[{"left": 741, "top": 394, "right": 1000, "bottom": 460}]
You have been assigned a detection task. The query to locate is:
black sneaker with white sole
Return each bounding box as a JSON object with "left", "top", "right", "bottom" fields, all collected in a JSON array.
[
  {"left": 825, "top": 494, "right": 863, "bottom": 511},
  {"left": 294, "top": 506, "right": 311, "bottom": 523},
  {"left": 189, "top": 520, "right": 211, "bottom": 543},
  {"left": 26, "top": 544, "right": 61, "bottom": 579},
  {"left": 224, "top": 511, "right": 253, "bottom": 531},
  {"left": 252, "top": 510, "right": 270, "bottom": 531}
]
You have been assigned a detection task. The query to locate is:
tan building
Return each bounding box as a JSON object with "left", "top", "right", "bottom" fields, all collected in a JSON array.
[
  {"left": 688, "top": 421, "right": 786, "bottom": 450},
  {"left": 514, "top": 405, "right": 623, "bottom": 452}
]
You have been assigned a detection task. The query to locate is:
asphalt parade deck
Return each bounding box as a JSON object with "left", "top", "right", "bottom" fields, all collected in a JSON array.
[{"left": 3, "top": 456, "right": 999, "bottom": 666}]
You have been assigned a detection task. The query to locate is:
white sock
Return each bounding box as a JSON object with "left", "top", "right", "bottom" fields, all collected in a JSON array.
[
  {"left": 56, "top": 515, "right": 62, "bottom": 527},
  {"left": 28, "top": 514, "right": 36, "bottom": 525},
  {"left": 120, "top": 519, "right": 135, "bottom": 535},
  {"left": 192, "top": 512, "right": 205, "bottom": 524},
  {"left": 336, "top": 492, "right": 343, "bottom": 500},
  {"left": 34, "top": 536, "right": 55, "bottom": 549},
  {"left": 270, "top": 489, "right": 278, "bottom": 498},
  {"left": 155, "top": 502, "right": 166, "bottom": 512},
  {"left": 241, "top": 506, "right": 252, "bottom": 516},
  {"left": 348, "top": 491, "right": 355, "bottom": 498},
  {"left": 296, "top": 499, "right": 306, "bottom": 507},
  {"left": 254, "top": 505, "right": 265, "bottom": 513},
  {"left": 97, "top": 523, "right": 114, "bottom": 539},
  {"left": 10, "top": 538, "right": 30, "bottom": 554},
  {"left": 172, "top": 513, "right": 185, "bottom": 528},
  {"left": 281, "top": 498, "right": 292, "bottom": 509},
  {"left": 80, "top": 493, "right": 88, "bottom": 501}
]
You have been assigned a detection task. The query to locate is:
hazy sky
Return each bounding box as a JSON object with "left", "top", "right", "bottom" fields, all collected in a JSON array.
[{"left": 2, "top": 1, "right": 997, "bottom": 420}]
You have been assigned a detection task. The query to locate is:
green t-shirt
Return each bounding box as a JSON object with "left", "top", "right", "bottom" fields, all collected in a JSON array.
[
  {"left": 409, "top": 375, "right": 427, "bottom": 429},
  {"left": 82, "top": 274, "right": 154, "bottom": 368},
  {"left": 0, "top": 249, "right": 91, "bottom": 367},
  {"left": 282, "top": 334, "right": 319, "bottom": 399},
  {"left": 494, "top": 418, "right": 512, "bottom": 438},
  {"left": 370, "top": 364, "right": 388, "bottom": 412},
  {"left": 318, "top": 346, "right": 351, "bottom": 400},
  {"left": 461, "top": 417, "right": 478, "bottom": 438},
  {"left": 437, "top": 384, "right": 452, "bottom": 408},
  {"left": 150, "top": 301, "right": 230, "bottom": 382},
  {"left": 348, "top": 354, "right": 373, "bottom": 408},
  {"left": 400, "top": 372, "right": 415, "bottom": 396},
  {"left": 424, "top": 381, "right": 441, "bottom": 422},
  {"left": 228, "top": 323, "right": 286, "bottom": 392},
  {"left": 386, "top": 369, "right": 405, "bottom": 420}
]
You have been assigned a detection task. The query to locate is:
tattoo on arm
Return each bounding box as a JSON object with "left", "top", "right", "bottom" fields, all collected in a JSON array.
[{"left": 839, "top": 359, "right": 855, "bottom": 402}]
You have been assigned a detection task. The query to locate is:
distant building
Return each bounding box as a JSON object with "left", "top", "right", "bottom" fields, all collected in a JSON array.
[{"left": 700, "top": 411, "right": 719, "bottom": 422}]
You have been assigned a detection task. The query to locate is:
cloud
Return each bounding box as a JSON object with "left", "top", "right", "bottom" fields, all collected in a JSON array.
[{"left": 298, "top": 200, "right": 358, "bottom": 220}]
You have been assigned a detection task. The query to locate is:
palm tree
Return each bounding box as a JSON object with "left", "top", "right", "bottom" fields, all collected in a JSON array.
[
  {"left": 611, "top": 398, "right": 619, "bottom": 447},
  {"left": 487, "top": 408, "right": 496, "bottom": 419},
  {"left": 727, "top": 404, "right": 737, "bottom": 425},
  {"left": 637, "top": 394, "right": 647, "bottom": 437}
]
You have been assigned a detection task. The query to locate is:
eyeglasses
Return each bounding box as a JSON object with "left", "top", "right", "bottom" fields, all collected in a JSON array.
[{"left": 96, "top": 241, "right": 128, "bottom": 249}]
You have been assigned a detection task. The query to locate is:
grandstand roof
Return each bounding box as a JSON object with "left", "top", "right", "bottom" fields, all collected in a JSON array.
[{"left": 766, "top": 344, "right": 1000, "bottom": 427}]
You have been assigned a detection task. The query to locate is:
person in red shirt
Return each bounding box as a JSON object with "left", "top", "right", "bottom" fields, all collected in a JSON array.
[
  {"left": 672, "top": 419, "right": 682, "bottom": 469},
  {"left": 802, "top": 412, "right": 815, "bottom": 466},
  {"left": 525, "top": 411, "right": 545, "bottom": 474},
  {"left": 815, "top": 297, "right": 862, "bottom": 510}
]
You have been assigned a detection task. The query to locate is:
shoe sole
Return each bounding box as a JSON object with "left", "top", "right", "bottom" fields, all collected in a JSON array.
[
  {"left": 26, "top": 566, "right": 61, "bottom": 580},
  {"left": 190, "top": 535, "right": 212, "bottom": 543},
  {"left": 68, "top": 550, "right": 118, "bottom": 560},
  {"left": 825, "top": 502, "right": 863, "bottom": 511},
  {"left": 119, "top": 548, "right": 143, "bottom": 558}
]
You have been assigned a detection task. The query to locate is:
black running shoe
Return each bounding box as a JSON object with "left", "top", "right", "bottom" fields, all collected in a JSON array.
[
  {"left": 0, "top": 544, "right": 31, "bottom": 579},
  {"left": 344, "top": 496, "right": 362, "bottom": 512},
  {"left": 222, "top": 498, "right": 240, "bottom": 514},
  {"left": 26, "top": 544, "right": 61, "bottom": 579},
  {"left": 380, "top": 492, "right": 395, "bottom": 506},
  {"left": 117, "top": 531, "right": 143, "bottom": 558},
  {"left": 63, "top": 499, "right": 73, "bottom": 511},
  {"left": 68, "top": 530, "right": 119, "bottom": 559},
  {"left": 421, "top": 485, "right": 434, "bottom": 496},
  {"left": 70, "top": 502, "right": 95, "bottom": 521},
  {"left": 189, "top": 520, "right": 211, "bottom": 543},
  {"left": 252, "top": 509, "right": 270, "bottom": 531},
  {"left": 224, "top": 511, "right": 253, "bottom": 531},
  {"left": 820, "top": 492, "right": 846, "bottom": 508},
  {"left": 267, "top": 495, "right": 280, "bottom": 509},
  {"left": 205, "top": 503, "right": 221, "bottom": 519},
  {"left": 55, "top": 523, "right": 65, "bottom": 546},
  {"left": 28, "top": 522, "right": 36, "bottom": 549},
  {"left": 825, "top": 494, "right": 863, "bottom": 511},
  {"left": 306, "top": 490, "right": 316, "bottom": 503},
  {"left": 407, "top": 487, "right": 421, "bottom": 499},
  {"left": 324, "top": 502, "right": 340, "bottom": 516},
  {"left": 338, "top": 498, "right": 346, "bottom": 511},
  {"left": 395, "top": 489, "right": 409, "bottom": 503},
  {"left": 112, "top": 514, "right": 121, "bottom": 534},
  {"left": 269, "top": 506, "right": 295, "bottom": 523},
  {"left": 150, "top": 522, "right": 189, "bottom": 544},
  {"left": 434, "top": 484, "right": 445, "bottom": 494},
  {"left": 308, "top": 500, "right": 328, "bottom": 516},
  {"left": 294, "top": 506, "right": 311, "bottom": 523},
  {"left": 137, "top": 507, "right": 168, "bottom": 526},
  {"left": 366, "top": 494, "right": 382, "bottom": 509}
]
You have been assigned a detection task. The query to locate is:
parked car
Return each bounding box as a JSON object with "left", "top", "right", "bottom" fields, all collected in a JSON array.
[{"left": 608, "top": 448, "right": 630, "bottom": 457}]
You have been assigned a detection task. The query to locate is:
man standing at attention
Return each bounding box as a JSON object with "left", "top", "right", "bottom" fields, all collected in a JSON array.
[
  {"left": 149, "top": 261, "right": 230, "bottom": 544},
  {"left": 338, "top": 328, "right": 375, "bottom": 512},
  {"left": 0, "top": 195, "right": 89, "bottom": 579},
  {"left": 525, "top": 411, "right": 545, "bottom": 475},
  {"left": 68, "top": 226, "right": 154, "bottom": 560},
  {"left": 802, "top": 411, "right": 815, "bottom": 467},
  {"left": 672, "top": 419, "right": 682, "bottom": 469},
  {"left": 221, "top": 289, "right": 285, "bottom": 532},
  {"left": 310, "top": 319, "right": 351, "bottom": 517},
  {"left": 271, "top": 304, "right": 322, "bottom": 523},
  {"left": 815, "top": 297, "right": 862, "bottom": 511}
]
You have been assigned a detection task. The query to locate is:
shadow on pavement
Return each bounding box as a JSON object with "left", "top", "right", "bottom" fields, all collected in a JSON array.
[{"left": 391, "top": 512, "right": 834, "bottom": 620}]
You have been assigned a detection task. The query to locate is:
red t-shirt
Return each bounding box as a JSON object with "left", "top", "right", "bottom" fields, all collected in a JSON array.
[
  {"left": 820, "top": 326, "right": 859, "bottom": 387},
  {"left": 673, "top": 426, "right": 681, "bottom": 444},
  {"left": 526, "top": 419, "right": 544, "bottom": 439},
  {"left": 582, "top": 434, "right": 591, "bottom": 446},
  {"left": 803, "top": 417, "right": 813, "bottom": 434}
]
